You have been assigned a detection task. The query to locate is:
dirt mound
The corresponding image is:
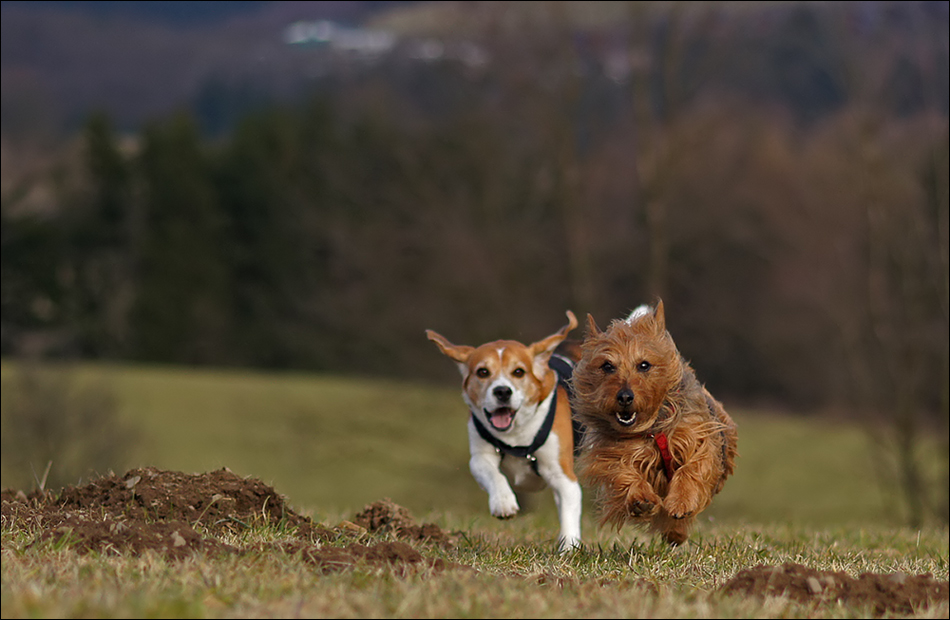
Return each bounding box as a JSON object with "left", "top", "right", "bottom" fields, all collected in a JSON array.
[
  {"left": 0, "top": 467, "right": 457, "bottom": 568},
  {"left": 36, "top": 516, "right": 235, "bottom": 561},
  {"left": 353, "top": 497, "right": 458, "bottom": 546},
  {"left": 720, "top": 561, "right": 948, "bottom": 617},
  {"left": 2, "top": 466, "right": 337, "bottom": 545}
]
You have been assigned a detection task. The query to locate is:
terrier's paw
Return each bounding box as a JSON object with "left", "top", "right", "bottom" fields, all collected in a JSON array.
[
  {"left": 489, "top": 491, "right": 520, "bottom": 519},
  {"left": 663, "top": 492, "right": 700, "bottom": 520},
  {"left": 626, "top": 489, "right": 661, "bottom": 518},
  {"left": 628, "top": 499, "right": 656, "bottom": 517}
]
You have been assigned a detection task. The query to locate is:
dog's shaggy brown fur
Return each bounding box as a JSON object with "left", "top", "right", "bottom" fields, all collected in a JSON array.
[{"left": 572, "top": 300, "right": 738, "bottom": 545}]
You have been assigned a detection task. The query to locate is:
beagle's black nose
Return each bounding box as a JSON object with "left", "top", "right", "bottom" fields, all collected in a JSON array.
[{"left": 493, "top": 386, "right": 512, "bottom": 403}]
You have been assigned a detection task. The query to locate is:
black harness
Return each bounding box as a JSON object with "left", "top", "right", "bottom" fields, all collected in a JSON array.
[{"left": 470, "top": 353, "right": 582, "bottom": 475}]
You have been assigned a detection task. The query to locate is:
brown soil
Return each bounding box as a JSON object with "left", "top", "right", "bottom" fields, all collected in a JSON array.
[
  {"left": 720, "top": 560, "right": 948, "bottom": 617},
  {"left": 2, "top": 467, "right": 947, "bottom": 616},
  {"left": 0, "top": 466, "right": 460, "bottom": 572}
]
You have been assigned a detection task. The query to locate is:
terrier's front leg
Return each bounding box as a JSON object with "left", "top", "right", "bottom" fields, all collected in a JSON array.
[
  {"left": 663, "top": 460, "right": 711, "bottom": 520},
  {"left": 623, "top": 476, "right": 662, "bottom": 518},
  {"left": 469, "top": 451, "right": 519, "bottom": 519}
]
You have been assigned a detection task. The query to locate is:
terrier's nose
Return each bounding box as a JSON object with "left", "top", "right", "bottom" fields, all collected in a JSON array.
[
  {"left": 616, "top": 387, "right": 634, "bottom": 408},
  {"left": 493, "top": 386, "right": 512, "bottom": 403}
]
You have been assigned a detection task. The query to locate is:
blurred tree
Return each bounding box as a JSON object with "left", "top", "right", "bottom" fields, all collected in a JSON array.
[
  {"left": 130, "top": 113, "right": 232, "bottom": 364},
  {"left": 0, "top": 205, "right": 64, "bottom": 355},
  {"left": 769, "top": 5, "right": 848, "bottom": 123},
  {"left": 193, "top": 75, "right": 273, "bottom": 138},
  {"left": 213, "top": 100, "right": 336, "bottom": 368},
  {"left": 796, "top": 112, "right": 949, "bottom": 527},
  {"left": 60, "top": 112, "right": 136, "bottom": 357},
  {"left": 813, "top": 2, "right": 949, "bottom": 526},
  {"left": 856, "top": 128, "right": 948, "bottom": 527}
]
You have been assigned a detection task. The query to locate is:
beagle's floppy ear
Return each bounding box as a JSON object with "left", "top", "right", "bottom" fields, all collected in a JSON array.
[
  {"left": 426, "top": 329, "right": 476, "bottom": 379},
  {"left": 528, "top": 310, "right": 578, "bottom": 380},
  {"left": 528, "top": 310, "right": 578, "bottom": 357},
  {"left": 426, "top": 330, "right": 474, "bottom": 364}
]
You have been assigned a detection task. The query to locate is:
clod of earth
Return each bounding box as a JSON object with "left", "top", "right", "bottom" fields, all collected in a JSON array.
[
  {"left": 2, "top": 467, "right": 947, "bottom": 617},
  {"left": 720, "top": 561, "right": 948, "bottom": 617}
]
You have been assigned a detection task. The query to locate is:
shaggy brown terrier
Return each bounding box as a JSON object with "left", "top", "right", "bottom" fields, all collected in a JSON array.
[{"left": 572, "top": 300, "right": 738, "bottom": 545}]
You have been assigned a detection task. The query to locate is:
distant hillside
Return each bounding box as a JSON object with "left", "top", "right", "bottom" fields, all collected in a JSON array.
[
  {"left": 0, "top": 1, "right": 413, "bottom": 27},
  {"left": 2, "top": 1, "right": 946, "bottom": 138},
  {"left": 0, "top": 1, "right": 424, "bottom": 135},
  {"left": 0, "top": 0, "right": 271, "bottom": 26}
]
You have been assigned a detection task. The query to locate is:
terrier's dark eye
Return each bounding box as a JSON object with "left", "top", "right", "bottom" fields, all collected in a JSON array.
[
  {"left": 476, "top": 367, "right": 490, "bottom": 378},
  {"left": 511, "top": 367, "right": 526, "bottom": 378},
  {"left": 600, "top": 361, "right": 616, "bottom": 374},
  {"left": 637, "top": 360, "right": 652, "bottom": 372}
]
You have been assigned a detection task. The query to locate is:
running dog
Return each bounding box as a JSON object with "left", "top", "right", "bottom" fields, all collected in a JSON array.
[
  {"left": 572, "top": 300, "right": 738, "bottom": 545},
  {"left": 426, "top": 311, "right": 583, "bottom": 550}
]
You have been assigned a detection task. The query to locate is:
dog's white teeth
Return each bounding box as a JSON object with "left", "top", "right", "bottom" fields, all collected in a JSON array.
[{"left": 616, "top": 412, "right": 637, "bottom": 427}]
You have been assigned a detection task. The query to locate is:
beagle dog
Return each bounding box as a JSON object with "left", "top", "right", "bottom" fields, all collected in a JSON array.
[{"left": 426, "top": 311, "right": 583, "bottom": 550}]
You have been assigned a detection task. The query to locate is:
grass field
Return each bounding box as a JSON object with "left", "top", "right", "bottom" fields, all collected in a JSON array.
[
  {"left": 0, "top": 360, "right": 916, "bottom": 526},
  {"left": 2, "top": 512, "right": 947, "bottom": 618},
  {"left": 1, "top": 360, "right": 947, "bottom": 618}
]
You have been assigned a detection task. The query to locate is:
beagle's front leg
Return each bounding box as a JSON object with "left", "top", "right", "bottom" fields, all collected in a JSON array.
[{"left": 468, "top": 422, "right": 519, "bottom": 518}]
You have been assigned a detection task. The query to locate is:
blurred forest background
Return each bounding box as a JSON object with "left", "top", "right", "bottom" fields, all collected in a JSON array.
[{"left": 1, "top": 1, "right": 948, "bottom": 524}]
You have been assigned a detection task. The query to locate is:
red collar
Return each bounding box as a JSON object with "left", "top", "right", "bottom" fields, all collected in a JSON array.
[
  {"left": 643, "top": 402, "right": 676, "bottom": 480},
  {"left": 652, "top": 431, "right": 675, "bottom": 480}
]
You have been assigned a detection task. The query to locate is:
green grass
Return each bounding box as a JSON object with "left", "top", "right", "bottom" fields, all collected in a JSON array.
[
  {"left": 0, "top": 359, "right": 932, "bottom": 527},
  {"left": 0, "top": 359, "right": 914, "bottom": 527},
  {"left": 2, "top": 520, "right": 947, "bottom": 618},
  {"left": 1, "top": 360, "right": 948, "bottom": 618}
]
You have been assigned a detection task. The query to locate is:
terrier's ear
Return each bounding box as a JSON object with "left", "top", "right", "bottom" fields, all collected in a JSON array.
[
  {"left": 426, "top": 330, "right": 474, "bottom": 364},
  {"left": 652, "top": 299, "right": 667, "bottom": 332},
  {"left": 585, "top": 313, "right": 602, "bottom": 337}
]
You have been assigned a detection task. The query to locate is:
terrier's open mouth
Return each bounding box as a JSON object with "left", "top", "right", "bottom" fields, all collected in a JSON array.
[
  {"left": 615, "top": 410, "right": 637, "bottom": 427},
  {"left": 485, "top": 407, "right": 515, "bottom": 431}
]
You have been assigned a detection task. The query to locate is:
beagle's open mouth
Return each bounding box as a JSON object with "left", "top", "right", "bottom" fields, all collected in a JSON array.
[{"left": 485, "top": 407, "right": 516, "bottom": 431}]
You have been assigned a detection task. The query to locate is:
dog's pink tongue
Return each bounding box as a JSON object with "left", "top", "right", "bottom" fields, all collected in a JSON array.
[{"left": 490, "top": 411, "right": 513, "bottom": 429}]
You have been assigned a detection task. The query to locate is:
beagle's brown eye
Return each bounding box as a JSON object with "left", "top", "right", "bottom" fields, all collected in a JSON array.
[
  {"left": 476, "top": 367, "right": 490, "bottom": 378},
  {"left": 512, "top": 368, "right": 525, "bottom": 378},
  {"left": 600, "top": 361, "right": 616, "bottom": 374},
  {"left": 637, "top": 360, "right": 652, "bottom": 372}
]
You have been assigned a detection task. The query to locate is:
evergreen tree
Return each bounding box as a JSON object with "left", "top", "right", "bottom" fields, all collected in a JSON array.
[
  {"left": 66, "top": 111, "right": 135, "bottom": 356},
  {"left": 130, "top": 113, "right": 232, "bottom": 364},
  {"left": 213, "top": 101, "right": 336, "bottom": 368}
]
